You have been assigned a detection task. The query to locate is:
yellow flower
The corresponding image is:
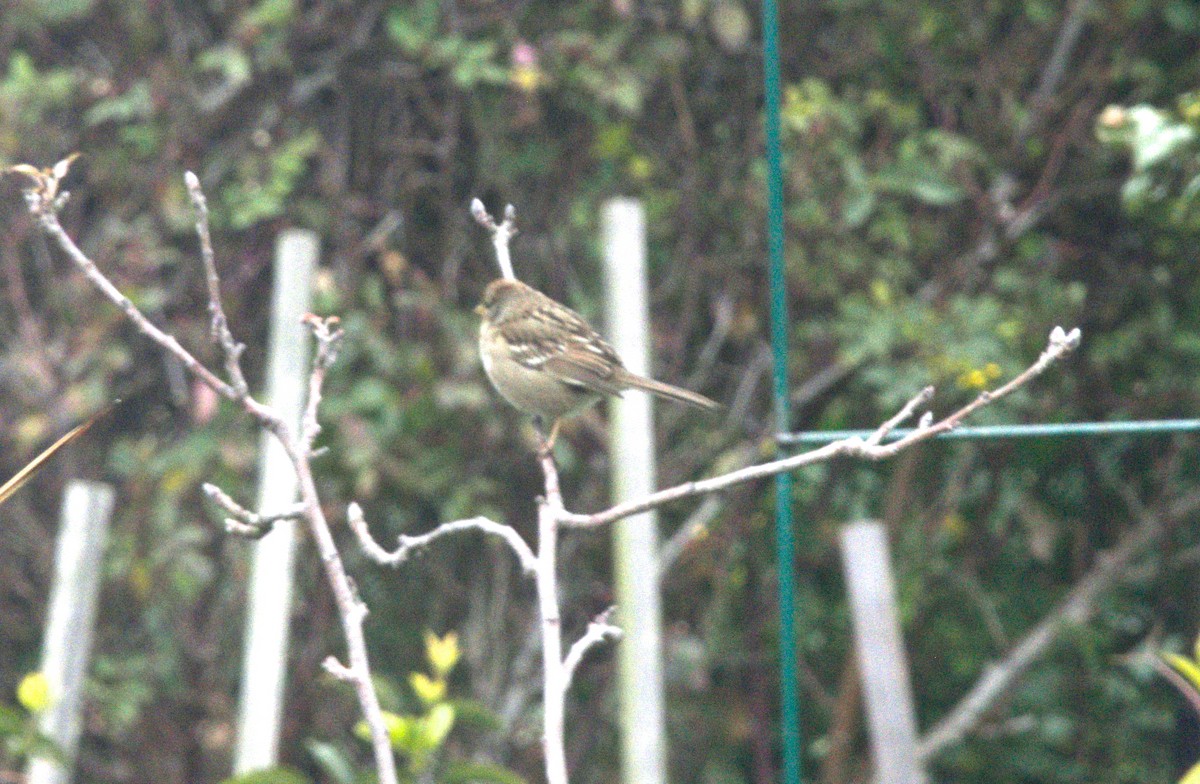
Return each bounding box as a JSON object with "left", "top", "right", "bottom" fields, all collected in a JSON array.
[
  {"left": 17, "top": 672, "right": 52, "bottom": 713},
  {"left": 956, "top": 368, "right": 988, "bottom": 390},
  {"left": 869, "top": 279, "right": 892, "bottom": 306},
  {"left": 409, "top": 672, "right": 446, "bottom": 705},
  {"left": 510, "top": 64, "right": 544, "bottom": 93},
  {"left": 425, "top": 631, "right": 460, "bottom": 677}
]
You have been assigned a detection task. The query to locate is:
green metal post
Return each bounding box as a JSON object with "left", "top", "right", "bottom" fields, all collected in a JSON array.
[{"left": 761, "top": 0, "right": 802, "bottom": 781}]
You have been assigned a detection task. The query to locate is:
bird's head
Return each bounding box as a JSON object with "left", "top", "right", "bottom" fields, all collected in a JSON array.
[{"left": 476, "top": 278, "right": 532, "bottom": 321}]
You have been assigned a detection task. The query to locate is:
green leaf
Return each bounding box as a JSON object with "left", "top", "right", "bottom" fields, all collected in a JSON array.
[
  {"left": 872, "top": 162, "right": 965, "bottom": 206},
  {"left": 305, "top": 740, "right": 358, "bottom": 784},
  {"left": 443, "top": 761, "right": 529, "bottom": 784},
  {"left": 385, "top": 0, "right": 440, "bottom": 52},
  {"left": 0, "top": 704, "right": 27, "bottom": 736},
  {"left": 219, "top": 766, "right": 310, "bottom": 784},
  {"left": 446, "top": 699, "right": 504, "bottom": 732},
  {"left": 409, "top": 671, "right": 445, "bottom": 705},
  {"left": 841, "top": 156, "right": 876, "bottom": 227},
  {"left": 421, "top": 703, "right": 455, "bottom": 748},
  {"left": 195, "top": 44, "right": 253, "bottom": 89},
  {"left": 84, "top": 81, "right": 153, "bottom": 126},
  {"left": 240, "top": 0, "right": 296, "bottom": 30}
]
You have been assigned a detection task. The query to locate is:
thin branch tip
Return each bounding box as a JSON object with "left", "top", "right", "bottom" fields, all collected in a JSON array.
[
  {"left": 1053, "top": 325, "right": 1082, "bottom": 349},
  {"left": 322, "top": 656, "right": 356, "bottom": 682}
]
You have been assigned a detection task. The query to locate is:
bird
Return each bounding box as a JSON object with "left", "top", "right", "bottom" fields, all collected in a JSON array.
[{"left": 476, "top": 277, "right": 719, "bottom": 450}]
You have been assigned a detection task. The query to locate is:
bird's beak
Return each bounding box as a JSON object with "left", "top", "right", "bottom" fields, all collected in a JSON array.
[{"left": 474, "top": 304, "right": 486, "bottom": 317}]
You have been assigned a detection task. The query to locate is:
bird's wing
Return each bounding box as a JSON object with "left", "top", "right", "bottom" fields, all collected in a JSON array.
[{"left": 502, "top": 300, "right": 627, "bottom": 395}]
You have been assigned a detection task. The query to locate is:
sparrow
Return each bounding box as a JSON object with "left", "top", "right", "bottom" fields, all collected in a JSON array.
[{"left": 476, "top": 277, "right": 719, "bottom": 449}]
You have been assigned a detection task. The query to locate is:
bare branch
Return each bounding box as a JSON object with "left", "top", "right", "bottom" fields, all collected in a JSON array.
[
  {"left": 11, "top": 160, "right": 280, "bottom": 425},
  {"left": 917, "top": 515, "right": 1159, "bottom": 759},
  {"left": 562, "top": 607, "right": 622, "bottom": 693},
  {"left": 300, "top": 314, "right": 344, "bottom": 451},
  {"left": 12, "top": 160, "right": 401, "bottom": 784},
  {"left": 864, "top": 326, "right": 1081, "bottom": 459},
  {"left": 559, "top": 327, "right": 1081, "bottom": 528},
  {"left": 864, "top": 386, "right": 935, "bottom": 446},
  {"left": 186, "top": 171, "right": 249, "bottom": 397},
  {"left": 1018, "top": 0, "right": 1091, "bottom": 141},
  {"left": 471, "top": 198, "right": 517, "bottom": 280},
  {"left": 201, "top": 482, "right": 304, "bottom": 538},
  {"left": 535, "top": 447, "right": 570, "bottom": 784},
  {"left": 347, "top": 503, "right": 538, "bottom": 574}
]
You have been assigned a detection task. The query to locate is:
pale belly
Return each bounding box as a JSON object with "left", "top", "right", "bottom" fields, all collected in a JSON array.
[{"left": 479, "top": 324, "right": 601, "bottom": 419}]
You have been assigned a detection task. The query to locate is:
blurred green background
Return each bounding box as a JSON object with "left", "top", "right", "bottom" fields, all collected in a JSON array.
[{"left": 2, "top": 0, "right": 1200, "bottom": 782}]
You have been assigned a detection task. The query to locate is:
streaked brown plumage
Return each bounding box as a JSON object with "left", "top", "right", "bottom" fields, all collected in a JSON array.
[{"left": 476, "top": 278, "right": 719, "bottom": 447}]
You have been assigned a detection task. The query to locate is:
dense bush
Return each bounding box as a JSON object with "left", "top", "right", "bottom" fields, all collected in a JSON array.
[{"left": 1, "top": 1, "right": 1199, "bottom": 783}]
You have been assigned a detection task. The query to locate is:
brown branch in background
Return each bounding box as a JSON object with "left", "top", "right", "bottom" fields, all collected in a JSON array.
[
  {"left": 819, "top": 650, "right": 864, "bottom": 784},
  {"left": 1017, "top": 0, "right": 1092, "bottom": 142},
  {"left": 916, "top": 488, "right": 1200, "bottom": 760}
]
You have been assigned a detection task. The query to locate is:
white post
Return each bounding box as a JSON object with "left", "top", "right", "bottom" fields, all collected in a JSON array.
[
  {"left": 27, "top": 481, "right": 115, "bottom": 784},
  {"left": 233, "top": 229, "right": 317, "bottom": 774},
  {"left": 839, "top": 521, "right": 926, "bottom": 784},
  {"left": 602, "top": 198, "right": 666, "bottom": 784}
]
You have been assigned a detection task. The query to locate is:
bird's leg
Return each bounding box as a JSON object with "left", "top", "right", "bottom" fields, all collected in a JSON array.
[{"left": 534, "top": 416, "right": 560, "bottom": 456}]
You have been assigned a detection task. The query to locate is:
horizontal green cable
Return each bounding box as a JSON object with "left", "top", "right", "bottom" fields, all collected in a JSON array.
[{"left": 778, "top": 419, "right": 1200, "bottom": 445}]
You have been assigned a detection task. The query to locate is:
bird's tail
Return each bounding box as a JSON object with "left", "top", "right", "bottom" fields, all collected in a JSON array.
[{"left": 623, "top": 373, "right": 721, "bottom": 410}]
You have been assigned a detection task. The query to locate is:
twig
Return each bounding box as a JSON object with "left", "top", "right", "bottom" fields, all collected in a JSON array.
[
  {"left": 557, "top": 326, "right": 1080, "bottom": 528},
  {"left": 562, "top": 607, "right": 622, "bottom": 693},
  {"left": 300, "top": 314, "right": 344, "bottom": 451},
  {"left": 347, "top": 503, "right": 538, "bottom": 574},
  {"left": 470, "top": 199, "right": 517, "bottom": 280},
  {"left": 185, "top": 171, "right": 249, "bottom": 397},
  {"left": 201, "top": 482, "right": 305, "bottom": 539},
  {"left": 1018, "top": 0, "right": 1091, "bottom": 141},
  {"left": 323, "top": 656, "right": 357, "bottom": 682},
  {"left": 7, "top": 161, "right": 269, "bottom": 418},
  {"left": 864, "top": 386, "right": 935, "bottom": 447}
]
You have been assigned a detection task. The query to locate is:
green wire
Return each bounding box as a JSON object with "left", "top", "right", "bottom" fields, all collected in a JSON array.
[
  {"left": 779, "top": 419, "right": 1200, "bottom": 445},
  {"left": 761, "top": 0, "right": 803, "bottom": 781}
]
